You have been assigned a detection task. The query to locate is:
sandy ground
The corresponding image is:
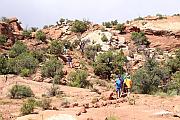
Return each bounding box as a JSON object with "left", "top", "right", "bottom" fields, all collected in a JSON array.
[{"left": 0, "top": 75, "right": 180, "bottom": 120}]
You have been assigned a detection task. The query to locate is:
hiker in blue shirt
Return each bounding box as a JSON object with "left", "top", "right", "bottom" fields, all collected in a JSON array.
[{"left": 115, "top": 74, "right": 123, "bottom": 99}]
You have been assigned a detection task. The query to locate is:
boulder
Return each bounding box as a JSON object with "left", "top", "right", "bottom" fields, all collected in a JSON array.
[
  {"left": 43, "top": 78, "right": 53, "bottom": 83},
  {"left": 101, "top": 91, "right": 114, "bottom": 100}
]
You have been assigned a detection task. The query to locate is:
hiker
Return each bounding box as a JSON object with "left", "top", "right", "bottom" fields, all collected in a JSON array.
[
  {"left": 124, "top": 75, "right": 132, "bottom": 98},
  {"left": 115, "top": 74, "right": 123, "bottom": 99},
  {"left": 64, "top": 44, "right": 68, "bottom": 54},
  {"left": 67, "top": 55, "right": 73, "bottom": 68},
  {"left": 79, "top": 41, "right": 85, "bottom": 53}
]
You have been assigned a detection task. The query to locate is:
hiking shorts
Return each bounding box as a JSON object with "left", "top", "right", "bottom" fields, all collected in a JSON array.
[{"left": 116, "top": 88, "right": 121, "bottom": 92}]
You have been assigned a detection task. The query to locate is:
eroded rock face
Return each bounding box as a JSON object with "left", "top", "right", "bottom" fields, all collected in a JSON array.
[
  {"left": 42, "top": 27, "right": 63, "bottom": 40},
  {"left": 0, "top": 17, "right": 23, "bottom": 45},
  {"left": 9, "top": 17, "right": 23, "bottom": 33}
]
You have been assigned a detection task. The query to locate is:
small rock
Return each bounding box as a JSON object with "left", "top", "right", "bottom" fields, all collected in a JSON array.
[
  {"left": 83, "top": 103, "right": 89, "bottom": 109},
  {"left": 93, "top": 103, "right": 100, "bottom": 108},
  {"left": 76, "top": 112, "right": 81, "bottom": 116},
  {"left": 52, "top": 106, "right": 58, "bottom": 110},
  {"left": 80, "top": 107, "right": 87, "bottom": 113},
  {"left": 72, "top": 102, "right": 79, "bottom": 107}
]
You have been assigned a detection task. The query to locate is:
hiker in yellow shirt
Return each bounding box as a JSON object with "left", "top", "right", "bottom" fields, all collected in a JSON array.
[{"left": 124, "top": 76, "right": 132, "bottom": 98}]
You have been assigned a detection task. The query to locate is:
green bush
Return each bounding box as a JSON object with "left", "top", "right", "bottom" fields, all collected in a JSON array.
[
  {"left": 84, "top": 45, "right": 101, "bottom": 61},
  {"left": 30, "top": 27, "right": 38, "bottom": 32},
  {"left": 9, "top": 41, "right": 27, "bottom": 58},
  {"left": 36, "top": 30, "right": 46, "bottom": 42},
  {"left": 59, "top": 18, "right": 65, "bottom": 24},
  {"left": 43, "top": 25, "right": 48, "bottom": 29},
  {"left": 10, "top": 84, "right": 34, "bottom": 99},
  {"left": 49, "top": 40, "right": 64, "bottom": 55},
  {"left": 71, "top": 20, "right": 88, "bottom": 33},
  {"left": 168, "top": 71, "right": 180, "bottom": 95},
  {"left": 111, "top": 20, "right": 118, "bottom": 26},
  {"left": 166, "top": 49, "right": 180, "bottom": 74},
  {"left": 20, "top": 98, "right": 36, "bottom": 115},
  {"left": 31, "top": 50, "right": 46, "bottom": 63},
  {"left": 22, "top": 30, "right": 31, "bottom": 37},
  {"left": 20, "top": 68, "right": 30, "bottom": 77},
  {"left": 134, "top": 16, "right": 144, "bottom": 21},
  {"left": 0, "top": 55, "right": 9, "bottom": 74},
  {"left": 0, "top": 17, "right": 9, "bottom": 23},
  {"left": 131, "top": 32, "right": 150, "bottom": 47},
  {"left": 13, "top": 52, "right": 38, "bottom": 75},
  {"left": 41, "top": 57, "right": 63, "bottom": 78},
  {"left": 132, "top": 58, "right": 167, "bottom": 94},
  {"left": 116, "top": 23, "right": 125, "bottom": 33},
  {"left": 102, "top": 22, "right": 112, "bottom": 28},
  {"left": 101, "top": 34, "right": 108, "bottom": 42},
  {"left": 68, "top": 70, "right": 91, "bottom": 88},
  {"left": 0, "top": 35, "right": 7, "bottom": 45},
  {"left": 156, "top": 14, "right": 167, "bottom": 19},
  {"left": 94, "top": 51, "right": 126, "bottom": 80}
]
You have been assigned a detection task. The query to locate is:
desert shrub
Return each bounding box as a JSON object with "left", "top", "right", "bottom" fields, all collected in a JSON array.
[
  {"left": 20, "top": 68, "right": 30, "bottom": 77},
  {"left": 111, "top": 20, "right": 118, "bottom": 26},
  {"left": 43, "top": 25, "right": 48, "bottom": 29},
  {"left": 102, "top": 22, "right": 112, "bottom": 28},
  {"left": 79, "top": 60, "right": 88, "bottom": 70},
  {"left": 173, "top": 14, "right": 180, "bottom": 16},
  {"left": 48, "top": 85, "right": 61, "bottom": 97},
  {"left": 105, "top": 116, "right": 119, "bottom": 120},
  {"left": 30, "top": 27, "right": 38, "bottom": 32},
  {"left": 84, "top": 45, "right": 100, "bottom": 61},
  {"left": 166, "top": 49, "right": 180, "bottom": 74},
  {"left": 22, "top": 30, "right": 31, "bottom": 37},
  {"left": 132, "top": 58, "right": 167, "bottom": 94},
  {"left": 9, "top": 41, "right": 27, "bottom": 58},
  {"left": 156, "top": 14, "right": 167, "bottom": 19},
  {"left": 134, "top": 16, "right": 144, "bottom": 21},
  {"left": 40, "top": 98, "right": 52, "bottom": 110},
  {"left": 49, "top": 40, "right": 64, "bottom": 55},
  {"left": 101, "top": 34, "right": 108, "bottom": 42},
  {"left": 10, "top": 85, "right": 34, "bottom": 99},
  {"left": 0, "top": 35, "right": 7, "bottom": 45},
  {"left": 61, "top": 39, "right": 72, "bottom": 50},
  {"left": 131, "top": 32, "right": 150, "bottom": 47},
  {"left": 31, "top": 50, "right": 46, "bottom": 63},
  {"left": 0, "top": 55, "right": 9, "bottom": 74},
  {"left": 94, "top": 51, "right": 126, "bottom": 80},
  {"left": 71, "top": 20, "right": 88, "bottom": 33},
  {"left": 167, "top": 71, "right": 180, "bottom": 95},
  {"left": 41, "top": 57, "right": 64, "bottom": 79},
  {"left": 61, "top": 98, "right": 70, "bottom": 108},
  {"left": 13, "top": 52, "right": 38, "bottom": 76},
  {"left": 36, "top": 30, "right": 46, "bottom": 42},
  {"left": 68, "top": 70, "right": 91, "bottom": 88},
  {"left": 0, "top": 17, "right": 9, "bottom": 23},
  {"left": 59, "top": 18, "right": 65, "bottom": 24},
  {"left": 116, "top": 23, "right": 125, "bottom": 33},
  {"left": 20, "top": 98, "right": 36, "bottom": 115}
]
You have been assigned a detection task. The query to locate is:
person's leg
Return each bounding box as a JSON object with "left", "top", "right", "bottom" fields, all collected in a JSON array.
[
  {"left": 119, "top": 88, "right": 122, "bottom": 98},
  {"left": 116, "top": 88, "right": 119, "bottom": 99},
  {"left": 127, "top": 88, "right": 131, "bottom": 98}
]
